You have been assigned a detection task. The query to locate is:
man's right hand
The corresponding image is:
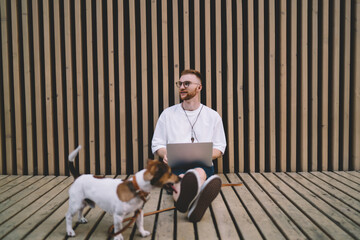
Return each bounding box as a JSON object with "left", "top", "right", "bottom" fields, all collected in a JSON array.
[
  {"left": 163, "top": 154, "right": 168, "bottom": 164},
  {"left": 156, "top": 148, "right": 168, "bottom": 165}
]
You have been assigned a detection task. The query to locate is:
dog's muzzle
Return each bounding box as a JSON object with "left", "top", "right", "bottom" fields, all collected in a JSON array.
[{"left": 163, "top": 183, "right": 178, "bottom": 194}]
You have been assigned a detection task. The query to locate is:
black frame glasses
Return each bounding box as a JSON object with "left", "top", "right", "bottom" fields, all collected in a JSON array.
[{"left": 175, "top": 81, "right": 201, "bottom": 88}]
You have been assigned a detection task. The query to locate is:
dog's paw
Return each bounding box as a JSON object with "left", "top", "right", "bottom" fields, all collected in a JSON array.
[
  {"left": 78, "top": 217, "right": 88, "bottom": 224},
  {"left": 114, "top": 234, "right": 124, "bottom": 240},
  {"left": 140, "top": 230, "right": 151, "bottom": 237},
  {"left": 67, "top": 229, "right": 76, "bottom": 237}
]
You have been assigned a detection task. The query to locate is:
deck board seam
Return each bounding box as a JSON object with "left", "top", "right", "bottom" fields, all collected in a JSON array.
[
  {"left": 233, "top": 173, "right": 267, "bottom": 240},
  {"left": 263, "top": 173, "right": 337, "bottom": 240},
  {"left": 280, "top": 173, "right": 358, "bottom": 239},
  {"left": 310, "top": 172, "right": 360, "bottom": 202},
  {"left": 333, "top": 172, "right": 360, "bottom": 185},
  {"left": 250, "top": 173, "right": 314, "bottom": 240},
  {"left": 300, "top": 172, "right": 360, "bottom": 214},
  {"left": 239, "top": 173, "right": 297, "bottom": 239},
  {"left": 322, "top": 172, "right": 360, "bottom": 192},
  {"left": 218, "top": 189, "right": 243, "bottom": 238}
]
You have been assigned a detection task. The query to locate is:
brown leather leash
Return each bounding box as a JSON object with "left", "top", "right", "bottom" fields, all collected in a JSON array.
[
  {"left": 108, "top": 182, "right": 242, "bottom": 237},
  {"left": 108, "top": 210, "right": 142, "bottom": 237}
]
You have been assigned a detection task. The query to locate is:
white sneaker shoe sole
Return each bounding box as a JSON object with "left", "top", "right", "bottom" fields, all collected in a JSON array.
[{"left": 187, "top": 175, "right": 222, "bottom": 222}]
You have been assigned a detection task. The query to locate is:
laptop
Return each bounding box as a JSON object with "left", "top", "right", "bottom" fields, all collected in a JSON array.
[{"left": 166, "top": 142, "right": 213, "bottom": 168}]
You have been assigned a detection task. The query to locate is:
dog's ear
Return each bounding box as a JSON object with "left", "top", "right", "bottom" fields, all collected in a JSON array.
[
  {"left": 116, "top": 181, "right": 136, "bottom": 202},
  {"left": 144, "top": 170, "right": 153, "bottom": 181},
  {"left": 144, "top": 159, "right": 158, "bottom": 181}
]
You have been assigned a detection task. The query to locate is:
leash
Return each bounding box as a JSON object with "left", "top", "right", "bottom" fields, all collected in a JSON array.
[
  {"left": 108, "top": 210, "right": 142, "bottom": 237},
  {"left": 108, "top": 182, "right": 242, "bottom": 237}
]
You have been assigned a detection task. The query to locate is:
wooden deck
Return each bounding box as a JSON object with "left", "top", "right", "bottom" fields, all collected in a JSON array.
[{"left": 0, "top": 172, "right": 359, "bottom": 240}]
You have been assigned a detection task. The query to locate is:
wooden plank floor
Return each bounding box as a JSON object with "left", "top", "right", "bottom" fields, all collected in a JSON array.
[{"left": 0, "top": 172, "right": 359, "bottom": 239}]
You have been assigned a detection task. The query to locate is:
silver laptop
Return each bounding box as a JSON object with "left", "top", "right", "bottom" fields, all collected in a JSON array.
[{"left": 166, "top": 142, "right": 213, "bottom": 168}]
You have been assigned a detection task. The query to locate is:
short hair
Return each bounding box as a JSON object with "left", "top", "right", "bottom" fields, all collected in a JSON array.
[{"left": 180, "top": 69, "right": 202, "bottom": 84}]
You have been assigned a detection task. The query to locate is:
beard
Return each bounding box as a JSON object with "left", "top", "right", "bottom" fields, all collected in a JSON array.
[{"left": 179, "top": 89, "right": 197, "bottom": 100}]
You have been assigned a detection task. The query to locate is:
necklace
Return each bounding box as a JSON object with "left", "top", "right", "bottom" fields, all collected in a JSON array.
[{"left": 182, "top": 104, "right": 204, "bottom": 143}]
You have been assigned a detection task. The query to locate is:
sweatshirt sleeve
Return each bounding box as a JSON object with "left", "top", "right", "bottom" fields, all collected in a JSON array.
[
  {"left": 151, "top": 113, "right": 167, "bottom": 154},
  {"left": 212, "top": 115, "right": 227, "bottom": 154}
]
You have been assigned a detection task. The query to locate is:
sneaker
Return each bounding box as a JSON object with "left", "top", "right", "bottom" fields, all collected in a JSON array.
[
  {"left": 174, "top": 170, "right": 201, "bottom": 213},
  {"left": 187, "top": 175, "right": 222, "bottom": 222}
]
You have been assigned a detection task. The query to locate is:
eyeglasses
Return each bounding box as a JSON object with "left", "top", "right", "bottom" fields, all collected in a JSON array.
[{"left": 175, "top": 81, "right": 201, "bottom": 88}]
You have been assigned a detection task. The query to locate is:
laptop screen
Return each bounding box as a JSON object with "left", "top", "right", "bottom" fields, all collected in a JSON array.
[{"left": 166, "top": 142, "right": 213, "bottom": 167}]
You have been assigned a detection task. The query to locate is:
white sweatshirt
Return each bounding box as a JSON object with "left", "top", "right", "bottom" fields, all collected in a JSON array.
[{"left": 152, "top": 103, "right": 227, "bottom": 155}]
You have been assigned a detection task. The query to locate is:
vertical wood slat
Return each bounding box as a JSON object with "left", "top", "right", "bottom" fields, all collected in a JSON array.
[
  {"left": 1, "top": 0, "right": 360, "bottom": 175},
  {"left": 75, "top": 0, "right": 85, "bottom": 174},
  {"left": 140, "top": 0, "right": 148, "bottom": 168},
  {"left": 1, "top": 0, "right": 14, "bottom": 174},
  {"left": 32, "top": 0, "right": 44, "bottom": 174},
  {"left": 321, "top": 0, "right": 329, "bottom": 171},
  {"left": 237, "top": 0, "right": 244, "bottom": 172},
  {"left": 22, "top": 0, "right": 34, "bottom": 174},
  {"left": 173, "top": 0, "right": 180, "bottom": 105},
  {"left": 0, "top": 0, "right": 5, "bottom": 174},
  {"left": 247, "top": 0, "right": 255, "bottom": 172},
  {"left": 43, "top": 0, "right": 55, "bottom": 174},
  {"left": 53, "top": 0, "right": 65, "bottom": 175},
  {"left": 280, "top": 0, "right": 287, "bottom": 171},
  {"left": 269, "top": 0, "right": 276, "bottom": 172},
  {"left": 107, "top": 0, "right": 116, "bottom": 174},
  {"left": 151, "top": 0, "right": 159, "bottom": 135},
  {"left": 352, "top": 0, "right": 360, "bottom": 170},
  {"left": 96, "top": 0, "right": 106, "bottom": 174},
  {"left": 342, "top": 0, "right": 351, "bottom": 170},
  {"left": 162, "top": 0, "right": 169, "bottom": 109},
  {"left": 86, "top": 0, "right": 96, "bottom": 174},
  {"left": 183, "top": 0, "right": 190, "bottom": 69},
  {"left": 11, "top": 0, "right": 24, "bottom": 174},
  {"left": 311, "top": 0, "right": 319, "bottom": 171},
  {"left": 194, "top": 0, "right": 200, "bottom": 71},
  {"left": 300, "top": 0, "right": 308, "bottom": 172},
  {"left": 290, "top": 0, "right": 297, "bottom": 172},
  {"left": 331, "top": 0, "right": 341, "bottom": 171},
  {"left": 129, "top": 0, "right": 138, "bottom": 172},
  {"left": 258, "top": 0, "right": 265, "bottom": 172},
  {"left": 215, "top": 0, "right": 223, "bottom": 173},
  {"left": 226, "top": 0, "right": 234, "bottom": 173},
  {"left": 64, "top": 0, "right": 75, "bottom": 171},
  {"left": 118, "top": 0, "right": 127, "bottom": 174},
  {"left": 205, "top": 0, "right": 211, "bottom": 107}
]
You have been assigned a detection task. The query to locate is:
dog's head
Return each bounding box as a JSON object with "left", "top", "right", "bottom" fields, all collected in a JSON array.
[
  {"left": 143, "top": 159, "right": 180, "bottom": 187},
  {"left": 117, "top": 159, "right": 180, "bottom": 202}
]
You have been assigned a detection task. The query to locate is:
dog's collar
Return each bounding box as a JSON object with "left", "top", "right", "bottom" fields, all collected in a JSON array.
[
  {"left": 132, "top": 175, "right": 150, "bottom": 202},
  {"left": 132, "top": 175, "right": 141, "bottom": 191}
]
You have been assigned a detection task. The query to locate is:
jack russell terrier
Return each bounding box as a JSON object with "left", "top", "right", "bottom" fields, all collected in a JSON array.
[{"left": 65, "top": 146, "right": 180, "bottom": 240}]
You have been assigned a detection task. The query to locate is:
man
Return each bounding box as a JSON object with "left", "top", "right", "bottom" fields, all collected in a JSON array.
[{"left": 152, "top": 69, "right": 227, "bottom": 222}]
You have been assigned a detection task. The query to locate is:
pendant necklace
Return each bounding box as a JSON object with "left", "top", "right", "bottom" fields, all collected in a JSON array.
[{"left": 182, "top": 103, "right": 204, "bottom": 143}]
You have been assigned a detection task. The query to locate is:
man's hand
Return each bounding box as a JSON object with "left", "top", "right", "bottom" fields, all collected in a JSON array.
[
  {"left": 156, "top": 148, "right": 168, "bottom": 165},
  {"left": 212, "top": 149, "right": 222, "bottom": 159},
  {"left": 163, "top": 155, "right": 168, "bottom": 164}
]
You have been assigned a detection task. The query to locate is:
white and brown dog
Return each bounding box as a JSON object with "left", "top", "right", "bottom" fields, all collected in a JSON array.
[{"left": 65, "top": 146, "right": 180, "bottom": 240}]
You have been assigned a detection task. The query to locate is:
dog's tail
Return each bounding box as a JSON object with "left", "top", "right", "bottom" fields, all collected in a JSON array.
[{"left": 68, "top": 145, "right": 81, "bottom": 179}]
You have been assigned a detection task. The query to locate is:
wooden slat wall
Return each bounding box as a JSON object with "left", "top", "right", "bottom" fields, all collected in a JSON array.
[{"left": 0, "top": 0, "right": 360, "bottom": 175}]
